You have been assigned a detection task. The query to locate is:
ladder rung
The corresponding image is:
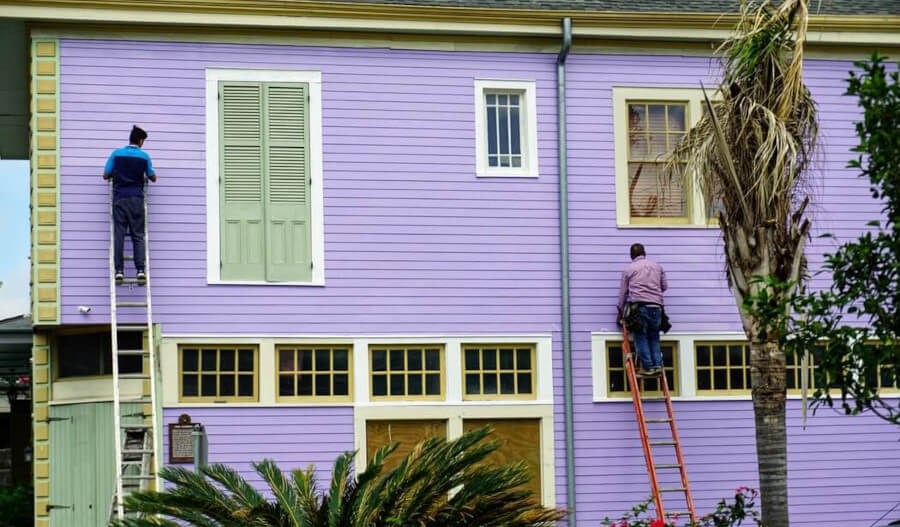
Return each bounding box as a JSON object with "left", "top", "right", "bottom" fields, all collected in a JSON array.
[
  {"left": 117, "top": 301, "right": 148, "bottom": 307},
  {"left": 655, "top": 463, "right": 682, "bottom": 469},
  {"left": 122, "top": 475, "right": 155, "bottom": 480},
  {"left": 121, "top": 460, "right": 144, "bottom": 465},
  {"left": 122, "top": 449, "right": 153, "bottom": 455},
  {"left": 121, "top": 424, "right": 152, "bottom": 429},
  {"left": 649, "top": 440, "right": 676, "bottom": 446},
  {"left": 666, "top": 511, "right": 692, "bottom": 516},
  {"left": 117, "top": 279, "right": 145, "bottom": 285},
  {"left": 117, "top": 349, "right": 148, "bottom": 356},
  {"left": 660, "top": 487, "right": 687, "bottom": 493},
  {"left": 640, "top": 396, "right": 666, "bottom": 402},
  {"left": 646, "top": 418, "right": 672, "bottom": 423},
  {"left": 116, "top": 325, "right": 149, "bottom": 332},
  {"left": 119, "top": 373, "right": 150, "bottom": 380},
  {"left": 124, "top": 255, "right": 134, "bottom": 260}
]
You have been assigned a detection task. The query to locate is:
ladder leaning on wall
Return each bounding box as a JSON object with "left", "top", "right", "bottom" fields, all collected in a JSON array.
[
  {"left": 107, "top": 183, "right": 161, "bottom": 522},
  {"left": 621, "top": 326, "right": 697, "bottom": 524}
]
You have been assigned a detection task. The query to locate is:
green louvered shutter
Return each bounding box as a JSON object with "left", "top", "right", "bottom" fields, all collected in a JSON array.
[
  {"left": 263, "top": 83, "right": 312, "bottom": 282},
  {"left": 220, "top": 82, "right": 266, "bottom": 280}
]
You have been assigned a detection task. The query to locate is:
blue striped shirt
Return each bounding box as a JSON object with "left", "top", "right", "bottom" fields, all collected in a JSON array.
[{"left": 104, "top": 145, "right": 156, "bottom": 199}]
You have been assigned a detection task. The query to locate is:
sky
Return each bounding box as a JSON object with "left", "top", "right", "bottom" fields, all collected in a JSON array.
[{"left": 0, "top": 160, "right": 30, "bottom": 320}]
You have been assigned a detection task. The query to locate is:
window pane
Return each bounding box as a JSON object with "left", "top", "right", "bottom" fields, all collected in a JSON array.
[
  {"left": 333, "top": 350, "right": 349, "bottom": 371},
  {"left": 425, "top": 350, "right": 440, "bottom": 370},
  {"left": 488, "top": 155, "right": 498, "bottom": 167},
  {"left": 500, "top": 373, "right": 515, "bottom": 394},
  {"left": 516, "top": 349, "right": 531, "bottom": 369},
  {"left": 482, "top": 349, "right": 497, "bottom": 370},
  {"left": 407, "top": 349, "right": 423, "bottom": 371},
  {"left": 697, "top": 346, "right": 710, "bottom": 366},
  {"left": 372, "top": 374, "right": 387, "bottom": 396},
  {"left": 499, "top": 349, "right": 514, "bottom": 369},
  {"left": 182, "top": 375, "right": 198, "bottom": 396},
  {"left": 668, "top": 104, "right": 686, "bottom": 130},
  {"left": 201, "top": 374, "right": 217, "bottom": 396},
  {"left": 486, "top": 94, "right": 496, "bottom": 104},
  {"left": 517, "top": 373, "right": 532, "bottom": 394},
  {"left": 220, "top": 375, "right": 235, "bottom": 396},
  {"left": 238, "top": 350, "right": 254, "bottom": 371},
  {"left": 698, "top": 369, "right": 711, "bottom": 390},
  {"left": 220, "top": 349, "right": 235, "bottom": 372},
  {"left": 510, "top": 94, "right": 519, "bottom": 105},
  {"left": 713, "top": 346, "right": 727, "bottom": 365},
  {"left": 729, "top": 346, "right": 745, "bottom": 367},
  {"left": 648, "top": 133, "right": 667, "bottom": 157},
  {"left": 407, "top": 374, "right": 423, "bottom": 395},
  {"left": 511, "top": 156, "right": 521, "bottom": 168},
  {"left": 390, "top": 350, "right": 404, "bottom": 371},
  {"left": 238, "top": 375, "right": 253, "bottom": 396},
  {"left": 389, "top": 374, "right": 405, "bottom": 396},
  {"left": 510, "top": 107, "right": 521, "bottom": 155},
  {"left": 279, "top": 349, "right": 294, "bottom": 372},
  {"left": 628, "top": 104, "right": 646, "bottom": 131},
  {"left": 201, "top": 349, "right": 217, "bottom": 371},
  {"left": 183, "top": 349, "right": 199, "bottom": 371},
  {"left": 483, "top": 374, "right": 498, "bottom": 394},
  {"left": 334, "top": 374, "right": 349, "bottom": 396},
  {"left": 610, "top": 371, "right": 626, "bottom": 392},
  {"left": 279, "top": 374, "right": 294, "bottom": 396},
  {"left": 466, "top": 373, "right": 480, "bottom": 394},
  {"left": 315, "top": 374, "right": 331, "bottom": 396},
  {"left": 714, "top": 369, "right": 727, "bottom": 389},
  {"left": 648, "top": 104, "right": 666, "bottom": 130},
  {"left": 299, "top": 350, "right": 313, "bottom": 371},
  {"left": 465, "top": 349, "right": 479, "bottom": 370},
  {"left": 372, "top": 350, "right": 386, "bottom": 372},
  {"left": 608, "top": 346, "right": 623, "bottom": 368},
  {"left": 498, "top": 94, "right": 507, "bottom": 105},
  {"left": 425, "top": 374, "right": 441, "bottom": 395},
  {"left": 487, "top": 106, "right": 498, "bottom": 156},
  {"left": 628, "top": 162, "right": 687, "bottom": 218},
  {"left": 730, "top": 369, "right": 744, "bottom": 390},
  {"left": 499, "top": 107, "right": 509, "bottom": 155},
  {"left": 315, "top": 349, "right": 330, "bottom": 371}
]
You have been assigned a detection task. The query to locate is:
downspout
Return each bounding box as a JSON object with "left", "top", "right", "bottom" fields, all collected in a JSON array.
[{"left": 557, "top": 16, "right": 576, "bottom": 526}]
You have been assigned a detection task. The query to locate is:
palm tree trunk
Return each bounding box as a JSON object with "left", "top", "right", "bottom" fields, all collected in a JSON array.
[{"left": 750, "top": 338, "right": 789, "bottom": 526}]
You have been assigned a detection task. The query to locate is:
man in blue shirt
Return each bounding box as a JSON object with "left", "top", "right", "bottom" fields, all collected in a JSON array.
[{"left": 103, "top": 126, "right": 157, "bottom": 284}]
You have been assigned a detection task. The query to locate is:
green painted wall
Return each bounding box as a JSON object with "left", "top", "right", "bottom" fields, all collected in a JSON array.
[
  {"left": 0, "top": 19, "right": 28, "bottom": 160},
  {"left": 48, "top": 402, "right": 142, "bottom": 527}
]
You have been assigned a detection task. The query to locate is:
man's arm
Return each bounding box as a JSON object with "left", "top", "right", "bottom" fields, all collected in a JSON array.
[
  {"left": 145, "top": 154, "right": 157, "bottom": 183},
  {"left": 102, "top": 152, "right": 115, "bottom": 180},
  {"left": 660, "top": 266, "right": 668, "bottom": 292},
  {"left": 617, "top": 270, "right": 630, "bottom": 312}
]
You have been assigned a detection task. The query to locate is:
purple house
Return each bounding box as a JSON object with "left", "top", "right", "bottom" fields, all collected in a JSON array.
[{"left": 10, "top": 0, "right": 900, "bottom": 525}]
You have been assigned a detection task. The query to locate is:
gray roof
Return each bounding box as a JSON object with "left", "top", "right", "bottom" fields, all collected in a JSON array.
[{"left": 324, "top": 0, "right": 899, "bottom": 15}]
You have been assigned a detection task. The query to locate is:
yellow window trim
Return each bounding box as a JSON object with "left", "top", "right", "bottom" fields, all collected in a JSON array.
[
  {"left": 606, "top": 340, "right": 679, "bottom": 398},
  {"left": 275, "top": 344, "right": 353, "bottom": 403},
  {"left": 461, "top": 343, "right": 537, "bottom": 401},
  {"left": 695, "top": 340, "right": 752, "bottom": 395},
  {"left": 178, "top": 344, "right": 259, "bottom": 402},
  {"left": 369, "top": 344, "right": 445, "bottom": 401}
]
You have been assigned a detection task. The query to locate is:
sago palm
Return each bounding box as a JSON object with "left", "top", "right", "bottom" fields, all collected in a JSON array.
[
  {"left": 666, "top": 0, "right": 818, "bottom": 525},
  {"left": 110, "top": 426, "right": 564, "bottom": 527}
]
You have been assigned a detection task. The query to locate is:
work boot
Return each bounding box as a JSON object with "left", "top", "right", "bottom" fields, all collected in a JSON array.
[
  {"left": 636, "top": 369, "right": 655, "bottom": 378},
  {"left": 115, "top": 271, "right": 124, "bottom": 284},
  {"left": 136, "top": 271, "right": 147, "bottom": 285}
]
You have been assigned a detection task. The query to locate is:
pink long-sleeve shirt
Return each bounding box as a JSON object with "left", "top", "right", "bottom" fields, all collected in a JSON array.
[{"left": 617, "top": 256, "right": 668, "bottom": 311}]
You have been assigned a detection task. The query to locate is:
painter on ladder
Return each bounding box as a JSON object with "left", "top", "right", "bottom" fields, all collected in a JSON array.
[
  {"left": 103, "top": 125, "right": 157, "bottom": 285},
  {"left": 617, "top": 243, "right": 671, "bottom": 378}
]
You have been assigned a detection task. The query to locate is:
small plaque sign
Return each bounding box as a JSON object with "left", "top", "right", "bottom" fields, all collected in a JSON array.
[{"left": 168, "top": 414, "right": 195, "bottom": 463}]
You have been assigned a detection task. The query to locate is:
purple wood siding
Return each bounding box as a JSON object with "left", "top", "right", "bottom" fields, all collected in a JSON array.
[
  {"left": 565, "top": 53, "right": 897, "bottom": 525},
  {"left": 55, "top": 39, "right": 899, "bottom": 524},
  {"left": 162, "top": 407, "right": 354, "bottom": 483}
]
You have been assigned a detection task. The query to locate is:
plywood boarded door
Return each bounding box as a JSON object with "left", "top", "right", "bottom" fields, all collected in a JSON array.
[
  {"left": 365, "top": 420, "right": 447, "bottom": 472},
  {"left": 463, "top": 418, "right": 542, "bottom": 501}
]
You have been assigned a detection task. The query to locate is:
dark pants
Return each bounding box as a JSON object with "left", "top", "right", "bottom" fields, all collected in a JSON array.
[
  {"left": 113, "top": 196, "right": 145, "bottom": 273},
  {"left": 633, "top": 305, "right": 663, "bottom": 370}
]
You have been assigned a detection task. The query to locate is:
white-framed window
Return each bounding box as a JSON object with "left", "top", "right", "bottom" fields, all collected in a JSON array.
[
  {"left": 205, "top": 69, "right": 325, "bottom": 285},
  {"left": 612, "top": 87, "right": 721, "bottom": 227},
  {"left": 474, "top": 79, "right": 539, "bottom": 178}
]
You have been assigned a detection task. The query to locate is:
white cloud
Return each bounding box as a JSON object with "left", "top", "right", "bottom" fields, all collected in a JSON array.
[{"left": 0, "top": 258, "right": 29, "bottom": 319}]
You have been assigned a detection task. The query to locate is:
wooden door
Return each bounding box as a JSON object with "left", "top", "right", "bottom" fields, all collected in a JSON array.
[{"left": 463, "top": 418, "right": 542, "bottom": 501}]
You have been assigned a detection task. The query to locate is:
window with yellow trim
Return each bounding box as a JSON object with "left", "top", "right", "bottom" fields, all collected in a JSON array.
[
  {"left": 370, "top": 345, "right": 443, "bottom": 400},
  {"left": 277, "top": 345, "right": 351, "bottom": 402},
  {"left": 696, "top": 341, "right": 751, "bottom": 395},
  {"left": 606, "top": 341, "right": 678, "bottom": 397},
  {"left": 626, "top": 101, "right": 690, "bottom": 224},
  {"left": 863, "top": 342, "right": 899, "bottom": 393},
  {"left": 179, "top": 345, "right": 258, "bottom": 402},
  {"left": 462, "top": 344, "right": 535, "bottom": 400}
]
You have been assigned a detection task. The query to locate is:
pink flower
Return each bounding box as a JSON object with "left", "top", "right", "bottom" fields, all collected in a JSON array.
[
  {"left": 650, "top": 519, "right": 666, "bottom": 527},
  {"left": 736, "top": 485, "right": 749, "bottom": 493}
]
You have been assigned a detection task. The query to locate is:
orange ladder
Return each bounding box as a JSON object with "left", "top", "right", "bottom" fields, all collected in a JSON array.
[{"left": 622, "top": 327, "right": 697, "bottom": 524}]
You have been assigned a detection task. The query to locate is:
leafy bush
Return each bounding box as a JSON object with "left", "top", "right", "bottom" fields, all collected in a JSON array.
[
  {"left": 0, "top": 485, "right": 34, "bottom": 527},
  {"left": 602, "top": 487, "right": 761, "bottom": 527}
]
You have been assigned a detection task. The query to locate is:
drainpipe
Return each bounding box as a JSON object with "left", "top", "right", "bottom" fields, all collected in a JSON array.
[{"left": 557, "top": 16, "right": 576, "bottom": 526}]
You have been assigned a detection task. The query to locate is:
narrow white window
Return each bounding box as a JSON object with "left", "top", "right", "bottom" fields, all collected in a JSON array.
[{"left": 474, "top": 80, "right": 538, "bottom": 178}]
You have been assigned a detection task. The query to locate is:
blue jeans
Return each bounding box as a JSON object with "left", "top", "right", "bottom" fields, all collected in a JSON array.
[
  {"left": 113, "top": 196, "right": 146, "bottom": 274},
  {"left": 633, "top": 305, "right": 663, "bottom": 370}
]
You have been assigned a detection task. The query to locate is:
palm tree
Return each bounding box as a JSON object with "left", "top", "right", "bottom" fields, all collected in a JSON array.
[
  {"left": 110, "top": 426, "right": 564, "bottom": 527},
  {"left": 667, "top": 0, "right": 818, "bottom": 525}
]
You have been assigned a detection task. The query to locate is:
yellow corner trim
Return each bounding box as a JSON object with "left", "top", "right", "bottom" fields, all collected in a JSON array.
[
  {"left": 36, "top": 172, "right": 57, "bottom": 189},
  {"left": 34, "top": 461, "right": 49, "bottom": 479},
  {"left": 34, "top": 405, "right": 48, "bottom": 422},
  {"left": 34, "top": 348, "right": 49, "bottom": 365},
  {"left": 37, "top": 229, "right": 57, "bottom": 244},
  {"left": 36, "top": 99, "right": 57, "bottom": 114},
  {"left": 35, "top": 41, "right": 56, "bottom": 57},
  {"left": 37, "top": 210, "right": 56, "bottom": 226},
  {"left": 37, "top": 154, "right": 56, "bottom": 170},
  {"left": 38, "top": 305, "right": 57, "bottom": 321},
  {"left": 36, "top": 60, "right": 56, "bottom": 75},
  {"left": 35, "top": 79, "right": 56, "bottom": 95},
  {"left": 34, "top": 367, "right": 49, "bottom": 384},
  {"left": 36, "top": 116, "right": 56, "bottom": 132},
  {"left": 37, "top": 286, "right": 57, "bottom": 301},
  {"left": 37, "top": 191, "right": 57, "bottom": 207}
]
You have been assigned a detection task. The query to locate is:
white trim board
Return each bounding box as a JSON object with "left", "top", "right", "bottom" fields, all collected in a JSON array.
[
  {"left": 205, "top": 68, "right": 325, "bottom": 286},
  {"left": 473, "top": 79, "right": 539, "bottom": 178}
]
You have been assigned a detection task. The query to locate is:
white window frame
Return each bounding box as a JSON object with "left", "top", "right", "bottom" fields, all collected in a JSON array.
[
  {"left": 474, "top": 79, "right": 539, "bottom": 178},
  {"left": 612, "top": 86, "right": 719, "bottom": 228},
  {"left": 205, "top": 68, "right": 325, "bottom": 286}
]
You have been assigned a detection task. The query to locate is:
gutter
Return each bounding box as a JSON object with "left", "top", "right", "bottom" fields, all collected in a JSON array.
[{"left": 557, "top": 16, "right": 576, "bottom": 526}]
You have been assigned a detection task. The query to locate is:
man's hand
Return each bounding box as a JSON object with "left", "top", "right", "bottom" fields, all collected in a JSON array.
[
  {"left": 148, "top": 175, "right": 158, "bottom": 183},
  {"left": 103, "top": 173, "right": 111, "bottom": 180}
]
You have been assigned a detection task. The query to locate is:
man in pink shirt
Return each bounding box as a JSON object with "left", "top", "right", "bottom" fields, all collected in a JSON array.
[{"left": 617, "top": 243, "right": 668, "bottom": 377}]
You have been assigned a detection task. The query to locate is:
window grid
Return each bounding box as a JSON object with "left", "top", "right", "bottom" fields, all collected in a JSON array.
[
  {"left": 485, "top": 91, "right": 523, "bottom": 169},
  {"left": 462, "top": 344, "right": 536, "bottom": 400},
  {"left": 606, "top": 341, "right": 679, "bottom": 397},
  {"left": 863, "top": 342, "right": 899, "bottom": 393},
  {"left": 179, "top": 345, "right": 258, "bottom": 402},
  {"left": 276, "top": 345, "right": 352, "bottom": 402},
  {"left": 370, "top": 345, "right": 444, "bottom": 400},
  {"left": 695, "top": 341, "right": 752, "bottom": 395},
  {"left": 626, "top": 100, "right": 690, "bottom": 224}
]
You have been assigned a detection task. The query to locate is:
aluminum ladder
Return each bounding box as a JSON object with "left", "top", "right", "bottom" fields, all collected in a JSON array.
[
  {"left": 108, "top": 184, "right": 160, "bottom": 522},
  {"left": 621, "top": 327, "right": 697, "bottom": 524}
]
